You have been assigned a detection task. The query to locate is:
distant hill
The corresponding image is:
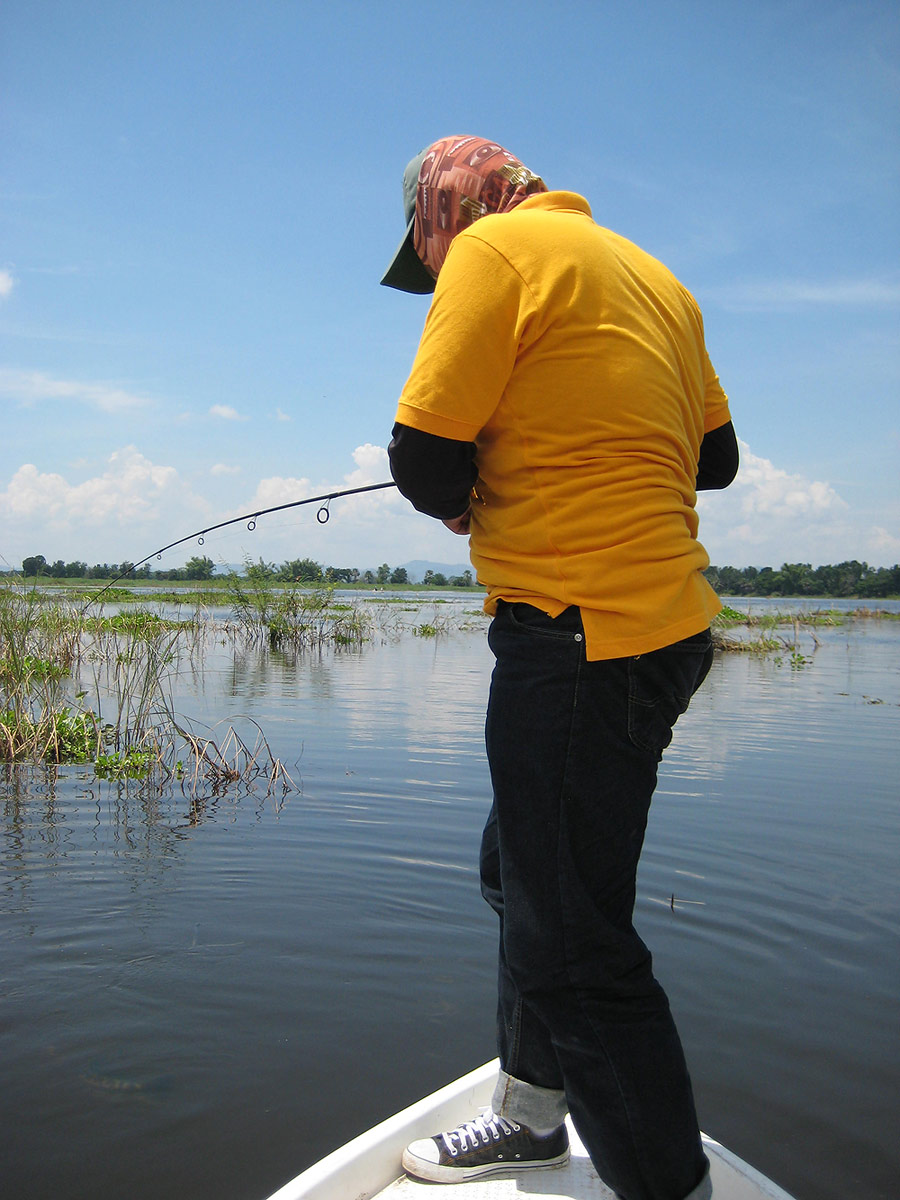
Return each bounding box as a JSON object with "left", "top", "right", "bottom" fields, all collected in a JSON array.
[{"left": 398, "top": 560, "right": 472, "bottom": 583}]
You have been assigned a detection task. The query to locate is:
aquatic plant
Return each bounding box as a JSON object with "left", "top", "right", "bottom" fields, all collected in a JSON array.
[
  {"left": 411, "top": 608, "right": 460, "bottom": 638},
  {"left": 0, "top": 587, "right": 93, "bottom": 761},
  {"left": 168, "top": 716, "right": 297, "bottom": 796},
  {"left": 0, "top": 584, "right": 296, "bottom": 795},
  {"left": 711, "top": 630, "right": 782, "bottom": 654},
  {"left": 95, "top": 748, "right": 154, "bottom": 780},
  {"left": 226, "top": 572, "right": 371, "bottom": 650}
]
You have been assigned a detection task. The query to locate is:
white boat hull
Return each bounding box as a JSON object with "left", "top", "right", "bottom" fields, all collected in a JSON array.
[{"left": 264, "top": 1060, "right": 795, "bottom": 1200}]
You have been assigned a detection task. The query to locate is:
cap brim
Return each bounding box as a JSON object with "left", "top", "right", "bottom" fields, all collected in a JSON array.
[{"left": 380, "top": 216, "right": 436, "bottom": 294}]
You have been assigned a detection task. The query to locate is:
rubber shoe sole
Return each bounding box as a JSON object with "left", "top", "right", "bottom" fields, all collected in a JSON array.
[{"left": 402, "top": 1138, "right": 570, "bottom": 1183}]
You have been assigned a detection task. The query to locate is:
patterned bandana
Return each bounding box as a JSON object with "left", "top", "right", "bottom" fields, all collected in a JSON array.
[{"left": 413, "top": 136, "right": 547, "bottom": 280}]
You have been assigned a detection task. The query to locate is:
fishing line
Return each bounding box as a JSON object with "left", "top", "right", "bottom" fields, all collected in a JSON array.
[{"left": 87, "top": 480, "right": 397, "bottom": 604}]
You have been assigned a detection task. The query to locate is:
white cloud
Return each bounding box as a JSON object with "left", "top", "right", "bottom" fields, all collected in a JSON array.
[
  {"left": 244, "top": 445, "right": 393, "bottom": 516},
  {"left": 243, "top": 473, "right": 314, "bottom": 511},
  {"left": 0, "top": 269, "right": 14, "bottom": 299},
  {"left": 209, "top": 404, "right": 244, "bottom": 420},
  {"left": 0, "top": 446, "right": 210, "bottom": 558},
  {"left": 211, "top": 463, "right": 241, "bottom": 476},
  {"left": 332, "top": 444, "right": 403, "bottom": 526},
  {"left": 2, "top": 447, "right": 175, "bottom": 523},
  {"left": 870, "top": 525, "right": 900, "bottom": 556},
  {"left": 697, "top": 440, "right": 857, "bottom": 565},
  {"left": 730, "top": 441, "right": 846, "bottom": 519},
  {"left": 275, "top": 408, "right": 291, "bottom": 422},
  {"left": 225, "top": 445, "right": 403, "bottom": 560},
  {"left": 0, "top": 367, "right": 150, "bottom": 412},
  {"left": 344, "top": 443, "right": 390, "bottom": 486}
]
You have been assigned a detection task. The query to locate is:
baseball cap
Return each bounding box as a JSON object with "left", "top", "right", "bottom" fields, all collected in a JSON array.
[{"left": 380, "top": 147, "right": 437, "bottom": 294}]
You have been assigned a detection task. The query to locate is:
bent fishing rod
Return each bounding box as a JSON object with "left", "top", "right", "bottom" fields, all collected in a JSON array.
[{"left": 90, "top": 480, "right": 397, "bottom": 603}]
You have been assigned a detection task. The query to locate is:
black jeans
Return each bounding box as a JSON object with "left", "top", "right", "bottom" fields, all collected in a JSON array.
[{"left": 480, "top": 602, "right": 713, "bottom": 1200}]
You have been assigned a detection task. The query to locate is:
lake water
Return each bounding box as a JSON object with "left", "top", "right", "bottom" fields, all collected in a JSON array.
[{"left": 2, "top": 598, "right": 898, "bottom": 1200}]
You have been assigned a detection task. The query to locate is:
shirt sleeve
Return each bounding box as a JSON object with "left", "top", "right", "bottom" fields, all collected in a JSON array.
[
  {"left": 388, "top": 423, "right": 478, "bottom": 518},
  {"left": 702, "top": 349, "right": 731, "bottom": 433},
  {"left": 696, "top": 420, "right": 738, "bottom": 490},
  {"left": 394, "top": 231, "right": 536, "bottom": 441}
]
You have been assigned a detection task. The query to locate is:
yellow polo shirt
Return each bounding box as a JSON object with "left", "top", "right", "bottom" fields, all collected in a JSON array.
[{"left": 395, "top": 191, "right": 731, "bottom": 660}]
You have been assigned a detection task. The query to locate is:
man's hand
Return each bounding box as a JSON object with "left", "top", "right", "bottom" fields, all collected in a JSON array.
[{"left": 442, "top": 509, "right": 471, "bottom": 535}]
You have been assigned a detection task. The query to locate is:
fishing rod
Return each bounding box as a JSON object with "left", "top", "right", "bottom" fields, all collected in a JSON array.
[{"left": 89, "top": 480, "right": 398, "bottom": 603}]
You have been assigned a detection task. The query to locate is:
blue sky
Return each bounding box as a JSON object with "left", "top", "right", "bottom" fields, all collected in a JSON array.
[{"left": 2, "top": 0, "right": 898, "bottom": 574}]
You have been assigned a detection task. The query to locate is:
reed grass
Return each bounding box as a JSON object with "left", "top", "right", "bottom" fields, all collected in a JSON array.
[
  {"left": 410, "top": 607, "right": 461, "bottom": 638},
  {"left": 0, "top": 583, "right": 296, "bottom": 795},
  {"left": 226, "top": 574, "right": 372, "bottom": 649},
  {"left": 711, "top": 606, "right": 821, "bottom": 661},
  {"left": 711, "top": 630, "right": 783, "bottom": 654},
  {"left": 168, "top": 716, "right": 297, "bottom": 795},
  {"left": 0, "top": 587, "right": 93, "bottom": 761}
]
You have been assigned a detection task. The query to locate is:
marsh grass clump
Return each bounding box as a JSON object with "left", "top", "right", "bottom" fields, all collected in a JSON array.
[
  {"left": 711, "top": 630, "right": 782, "bottom": 654},
  {"left": 711, "top": 605, "right": 823, "bottom": 661},
  {"left": 226, "top": 573, "right": 371, "bottom": 650},
  {"left": 0, "top": 584, "right": 296, "bottom": 795},
  {"left": 0, "top": 587, "right": 94, "bottom": 761},
  {"left": 168, "top": 717, "right": 297, "bottom": 795},
  {"left": 852, "top": 607, "right": 899, "bottom": 620},
  {"left": 0, "top": 705, "right": 101, "bottom": 764},
  {"left": 83, "top": 622, "right": 184, "bottom": 753},
  {"left": 714, "top": 605, "right": 748, "bottom": 627},
  {"left": 87, "top": 610, "right": 181, "bottom": 637},
  {"left": 411, "top": 607, "right": 460, "bottom": 638},
  {"left": 147, "top": 589, "right": 224, "bottom": 607},
  {"left": 711, "top": 606, "right": 900, "bottom": 657},
  {"left": 66, "top": 587, "right": 137, "bottom": 603}
]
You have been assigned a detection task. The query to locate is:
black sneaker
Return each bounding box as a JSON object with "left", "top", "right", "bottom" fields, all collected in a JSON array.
[{"left": 402, "top": 1108, "right": 570, "bottom": 1183}]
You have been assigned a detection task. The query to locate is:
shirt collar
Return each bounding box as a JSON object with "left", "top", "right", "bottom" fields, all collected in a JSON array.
[{"left": 517, "top": 190, "right": 593, "bottom": 218}]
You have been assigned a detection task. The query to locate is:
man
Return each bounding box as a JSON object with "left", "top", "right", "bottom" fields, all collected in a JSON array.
[{"left": 382, "top": 135, "right": 738, "bottom": 1200}]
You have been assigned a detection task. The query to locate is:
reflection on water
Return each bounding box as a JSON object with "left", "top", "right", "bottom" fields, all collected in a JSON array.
[{"left": 1, "top": 605, "right": 898, "bottom": 1200}]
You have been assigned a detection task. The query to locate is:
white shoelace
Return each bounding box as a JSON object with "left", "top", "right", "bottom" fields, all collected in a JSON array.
[{"left": 441, "top": 1109, "right": 522, "bottom": 1155}]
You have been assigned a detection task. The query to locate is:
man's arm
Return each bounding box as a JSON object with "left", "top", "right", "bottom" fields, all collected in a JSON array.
[
  {"left": 696, "top": 420, "right": 738, "bottom": 490},
  {"left": 388, "top": 423, "right": 477, "bottom": 519}
]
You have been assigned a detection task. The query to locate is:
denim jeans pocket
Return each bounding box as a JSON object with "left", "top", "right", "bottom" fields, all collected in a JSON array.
[
  {"left": 503, "top": 602, "right": 585, "bottom": 643},
  {"left": 627, "top": 631, "right": 713, "bottom": 759}
]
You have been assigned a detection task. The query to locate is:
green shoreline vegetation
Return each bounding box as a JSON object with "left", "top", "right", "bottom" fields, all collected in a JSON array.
[
  {"left": 2, "top": 562, "right": 896, "bottom": 780},
  {"left": 0, "top": 584, "right": 313, "bottom": 790},
  {"left": 0, "top": 574, "right": 488, "bottom": 784},
  {"left": 8, "top": 554, "right": 900, "bottom": 599}
]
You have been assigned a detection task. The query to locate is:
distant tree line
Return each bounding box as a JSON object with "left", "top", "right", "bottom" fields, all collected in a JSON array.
[
  {"left": 23, "top": 553, "right": 897, "bottom": 596},
  {"left": 15, "top": 554, "right": 478, "bottom": 588},
  {"left": 242, "top": 558, "right": 475, "bottom": 587},
  {"left": 19, "top": 553, "right": 220, "bottom": 582},
  {"left": 704, "top": 561, "right": 900, "bottom": 598}
]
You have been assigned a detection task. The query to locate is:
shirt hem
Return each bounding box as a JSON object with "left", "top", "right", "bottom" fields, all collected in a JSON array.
[
  {"left": 483, "top": 589, "right": 721, "bottom": 661},
  {"left": 395, "top": 402, "right": 481, "bottom": 443}
]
